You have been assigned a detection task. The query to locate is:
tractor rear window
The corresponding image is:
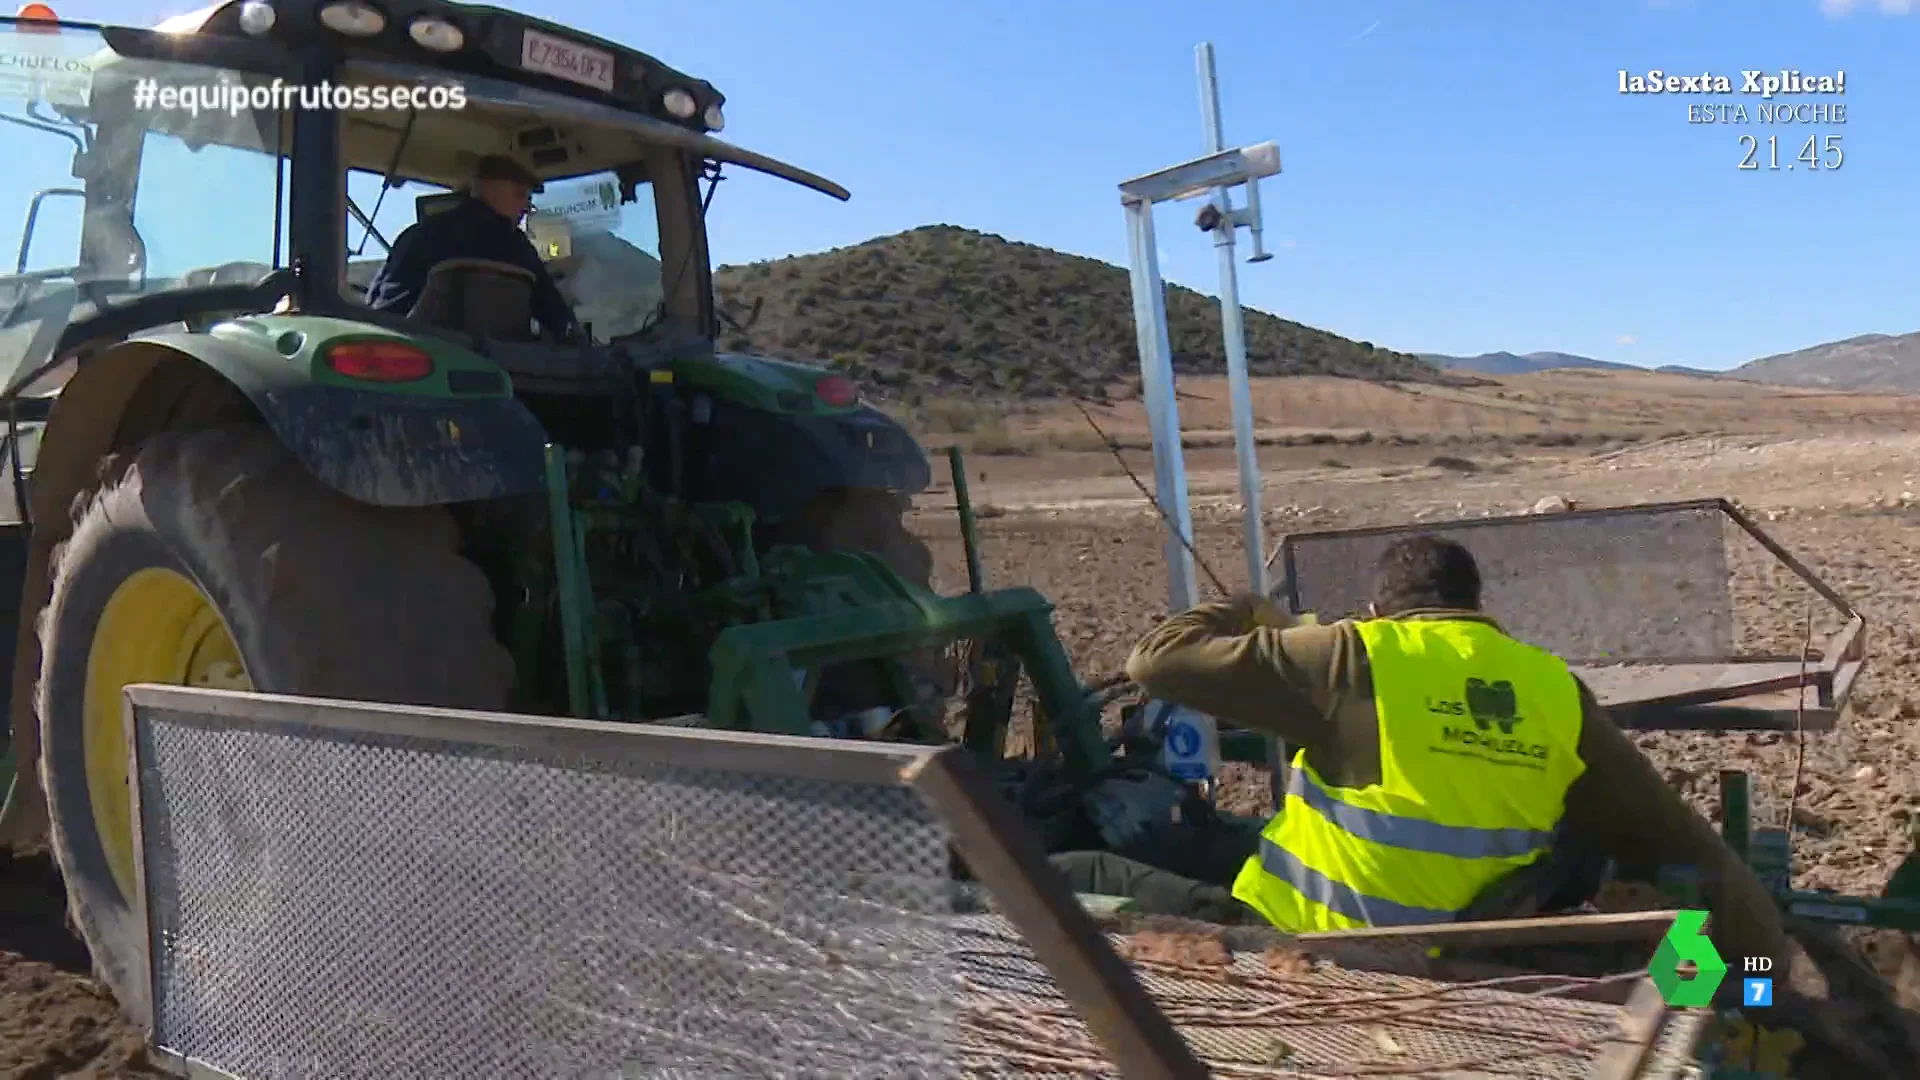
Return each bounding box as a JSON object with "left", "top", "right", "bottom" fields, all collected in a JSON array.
[
  {"left": 529, "top": 170, "right": 664, "bottom": 341},
  {"left": 0, "top": 24, "right": 292, "bottom": 396},
  {"left": 344, "top": 169, "right": 448, "bottom": 301},
  {"left": 131, "top": 129, "right": 290, "bottom": 285},
  {"left": 344, "top": 166, "right": 665, "bottom": 343}
]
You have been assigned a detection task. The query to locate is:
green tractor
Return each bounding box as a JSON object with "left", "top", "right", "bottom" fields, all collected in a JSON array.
[{"left": 0, "top": 0, "right": 1112, "bottom": 1010}]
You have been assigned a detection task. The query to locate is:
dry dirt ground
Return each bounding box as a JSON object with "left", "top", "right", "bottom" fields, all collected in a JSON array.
[
  {"left": 924, "top": 370, "right": 1920, "bottom": 894},
  {"left": 9, "top": 368, "right": 1920, "bottom": 1076}
]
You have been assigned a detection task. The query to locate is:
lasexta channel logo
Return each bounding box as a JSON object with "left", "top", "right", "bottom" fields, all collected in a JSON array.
[{"left": 1648, "top": 909, "right": 1728, "bottom": 1006}]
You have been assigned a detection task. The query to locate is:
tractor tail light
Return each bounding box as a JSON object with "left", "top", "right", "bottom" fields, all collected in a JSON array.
[
  {"left": 325, "top": 341, "right": 434, "bottom": 382},
  {"left": 815, "top": 374, "right": 858, "bottom": 407}
]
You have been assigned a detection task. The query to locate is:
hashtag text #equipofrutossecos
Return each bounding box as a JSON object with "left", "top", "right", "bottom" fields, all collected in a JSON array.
[{"left": 131, "top": 77, "right": 467, "bottom": 117}]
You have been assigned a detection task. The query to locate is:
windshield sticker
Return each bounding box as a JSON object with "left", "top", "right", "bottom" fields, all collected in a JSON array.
[
  {"left": 530, "top": 177, "right": 622, "bottom": 236},
  {"left": 0, "top": 34, "right": 96, "bottom": 107}
]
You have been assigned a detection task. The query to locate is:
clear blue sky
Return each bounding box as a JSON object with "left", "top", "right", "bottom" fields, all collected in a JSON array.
[{"left": 43, "top": 0, "right": 1920, "bottom": 370}]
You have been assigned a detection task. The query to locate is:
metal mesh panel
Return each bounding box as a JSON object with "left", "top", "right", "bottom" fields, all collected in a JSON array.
[
  {"left": 1281, "top": 503, "right": 1734, "bottom": 660},
  {"left": 133, "top": 692, "right": 1697, "bottom": 1079},
  {"left": 952, "top": 916, "right": 1705, "bottom": 1078},
  {"left": 135, "top": 707, "right": 964, "bottom": 1079}
]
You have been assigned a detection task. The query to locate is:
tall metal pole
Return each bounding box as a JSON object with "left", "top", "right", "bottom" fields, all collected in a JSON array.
[
  {"left": 1124, "top": 196, "right": 1198, "bottom": 613},
  {"left": 1196, "top": 43, "right": 1268, "bottom": 597}
]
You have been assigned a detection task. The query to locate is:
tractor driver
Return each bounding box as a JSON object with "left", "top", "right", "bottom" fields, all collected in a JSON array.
[
  {"left": 1056, "top": 535, "right": 1793, "bottom": 982},
  {"left": 365, "top": 154, "right": 580, "bottom": 340}
]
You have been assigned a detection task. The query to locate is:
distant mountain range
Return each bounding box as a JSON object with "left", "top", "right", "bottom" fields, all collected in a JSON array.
[
  {"left": 1420, "top": 350, "right": 1727, "bottom": 380},
  {"left": 1418, "top": 350, "right": 1642, "bottom": 376},
  {"left": 1425, "top": 332, "right": 1920, "bottom": 393},
  {"left": 1730, "top": 332, "right": 1920, "bottom": 392}
]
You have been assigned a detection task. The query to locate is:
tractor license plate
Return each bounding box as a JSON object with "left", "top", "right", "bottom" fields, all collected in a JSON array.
[{"left": 521, "top": 28, "right": 615, "bottom": 92}]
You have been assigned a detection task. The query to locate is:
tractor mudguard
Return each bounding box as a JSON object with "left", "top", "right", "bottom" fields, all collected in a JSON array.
[
  {"left": 259, "top": 385, "right": 547, "bottom": 507},
  {"left": 96, "top": 321, "right": 549, "bottom": 508},
  {"left": 694, "top": 396, "right": 931, "bottom": 524}
]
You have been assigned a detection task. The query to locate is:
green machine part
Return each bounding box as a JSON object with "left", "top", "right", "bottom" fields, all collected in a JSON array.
[
  {"left": 538, "top": 440, "right": 1111, "bottom": 779},
  {"left": 1718, "top": 769, "right": 1920, "bottom": 931}
]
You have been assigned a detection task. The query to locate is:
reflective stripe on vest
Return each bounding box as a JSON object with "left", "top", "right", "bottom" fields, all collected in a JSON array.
[
  {"left": 1232, "top": 618, "right": 1587, "bottom": 934},
  {"left": 1282, "top": 763, "right": 1557, "bottom": 860},
  {"left": 1254, "top": 835, "right": 1458, "bottom": 928}
]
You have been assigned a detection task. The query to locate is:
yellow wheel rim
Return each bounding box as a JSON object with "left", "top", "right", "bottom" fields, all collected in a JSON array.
[{"left": 83, "top": 566, "right": 252, "bottom": 902}]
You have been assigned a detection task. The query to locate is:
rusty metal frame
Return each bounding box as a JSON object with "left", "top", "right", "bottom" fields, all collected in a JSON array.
[
  {"left": 1590, "top": 978, "right": 1682, "bottom": 1080},
  {"left": 1271, "top": 497, "right": 1865, "bottom": 727},
  {"left": 121, "top": 683, "right": 1206, "bottom": 1080}
]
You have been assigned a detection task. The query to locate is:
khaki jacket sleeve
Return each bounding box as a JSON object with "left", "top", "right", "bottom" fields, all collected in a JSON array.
[
  {"left": 1123, "top": 596, "right": 1342, "bottom": 750},
  {"left": 1561, "top": 682, "right": 1792, "bottom": 971}
]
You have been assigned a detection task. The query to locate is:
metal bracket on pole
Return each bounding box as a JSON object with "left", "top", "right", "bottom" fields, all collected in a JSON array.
[{"left": 1117, "top": 43, "right": 1281, "bottom": 613}]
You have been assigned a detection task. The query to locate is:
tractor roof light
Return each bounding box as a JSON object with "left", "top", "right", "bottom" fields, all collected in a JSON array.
[
  {"left": 14, "top": 3, "right": 57, "bottom": 31},
  {"left": 236, "top": 0, "right": 275, "bottom": 35},
  {"left": 815, "top": 373, "right": 858, "bottom": 408},
  {"left": 661, "top": 88, "right": 697, "bottom": 120},
  {"left": 324, "top": 340, "right": 434, "bottom": 382},
  {"left": 703, "top": 103, "right": 725, "bottom": 132},
  {"left": 408, "top": 15, "right": 462, "bottom": 51},
  {"left": 318, "top": 0, "right": 385, "bottom": 37}
]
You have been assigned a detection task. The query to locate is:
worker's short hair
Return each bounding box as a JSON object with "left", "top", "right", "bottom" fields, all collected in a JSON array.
[{"left": 1371, "top": 535, "right": 1481, "bottom": 614}]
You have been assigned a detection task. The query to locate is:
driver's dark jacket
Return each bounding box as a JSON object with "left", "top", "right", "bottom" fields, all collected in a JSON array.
[
  {"left": 1126, "top": 598, "right": 1792, "bottom": 974},
  {"left": 364, "top": 196, "right": 575, "bottom": 335}
]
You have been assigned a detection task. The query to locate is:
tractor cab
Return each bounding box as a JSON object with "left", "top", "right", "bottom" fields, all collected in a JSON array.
[
  {"left": 0, "top": 0, "right": 850, "bottom": 394},
  {"left": 0, "top": 0, "right": 872, "bottom": 524}
]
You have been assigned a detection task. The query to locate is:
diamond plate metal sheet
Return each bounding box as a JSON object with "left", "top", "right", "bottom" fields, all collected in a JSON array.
[
  {"left": 133, "top": 705, "right": 966, "bottom": 1079},
  {"left": 1280, "top": 504, "right": 1733, "bottom": 661}
]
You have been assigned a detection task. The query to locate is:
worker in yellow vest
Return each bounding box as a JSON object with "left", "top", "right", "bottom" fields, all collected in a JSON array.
[{"left": 1121, "top": 534, "right": 1790, "bottom": 974}]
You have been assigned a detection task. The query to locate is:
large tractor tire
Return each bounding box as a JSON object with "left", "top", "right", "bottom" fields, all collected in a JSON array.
[
  {"left": 773, "top": 488, "right": 957, "bottom": 713},
  {"left": 34, "top": 424, "right": 512, "bottom": 1018}
]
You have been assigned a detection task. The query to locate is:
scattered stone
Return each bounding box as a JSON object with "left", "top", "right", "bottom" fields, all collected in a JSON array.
[
  {"left": 1531, "top": 495, "right": 1573, "bottom": 514},
  {"left": 1114, "top": 929, "right": 1231, "bottom": 970},
  {"left": 1792, "top": 805, "right": 1832, "bottom": 834},
  {"left": 1856, "top": 765, "right": 1880, "bottom": 784},
  {"left": 1263, "top": 946, "right": 1315, "bottom": 976}
]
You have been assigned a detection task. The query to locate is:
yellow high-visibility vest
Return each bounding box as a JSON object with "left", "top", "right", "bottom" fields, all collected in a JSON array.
[{"left": 1231, "top": 618, "right": 1587, "bottom": 933}]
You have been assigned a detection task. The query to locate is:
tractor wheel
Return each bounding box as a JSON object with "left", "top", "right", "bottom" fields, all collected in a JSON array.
[
  {"left": 34, "top": 424, "right": 512, "bottom": 1018},
  {"left": 774, "top": 488, "right": 957, "bottom": 711}
]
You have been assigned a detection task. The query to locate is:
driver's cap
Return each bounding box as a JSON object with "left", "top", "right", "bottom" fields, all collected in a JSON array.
[{"left": 470, "top": 154, "right": 544, "bottom": 194}]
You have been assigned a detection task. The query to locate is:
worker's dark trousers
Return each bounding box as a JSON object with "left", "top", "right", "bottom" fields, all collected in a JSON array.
[
  {"left": 1048, "top": 820, "right": 1265, "bottom": 923},
  {"left": 1048, "top": 820, "right": 1608, "bottom": 925}
]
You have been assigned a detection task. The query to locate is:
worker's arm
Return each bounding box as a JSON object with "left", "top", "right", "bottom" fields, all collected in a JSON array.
[
  {"left": 528, "top": 267, "right": 579, "bottom": 339},
  {"left": 364, "top": 224, "right": 426, "bottom": 313},
  {"left": 509, "top": 234, "right": 579, "bottom": 338},
  {"left": 1124, "top": 595, "right": 1342, "bottom": 749},
  {"left": 1561, "top": 682, "right": 1793, "bottom": 971}
]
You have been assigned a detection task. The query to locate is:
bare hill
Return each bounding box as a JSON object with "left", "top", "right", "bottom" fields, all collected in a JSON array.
[
  {"left": 1419, "top": 350, "right": 1641, "bottom": 376},
  {"left": 1733, "top": 331, "right": 1920, "bottom": 392},
  {"left": 711, "top": 225, "right": 1444, "bottom": 402}
]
